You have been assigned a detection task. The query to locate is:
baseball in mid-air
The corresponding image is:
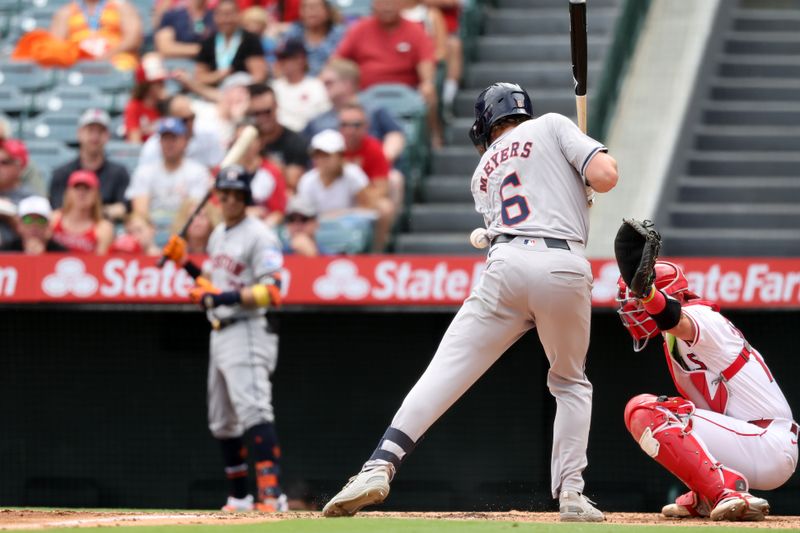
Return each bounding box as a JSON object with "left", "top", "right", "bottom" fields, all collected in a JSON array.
[{"left": 470, "top": 228, "right": 490, "bottom": 249}]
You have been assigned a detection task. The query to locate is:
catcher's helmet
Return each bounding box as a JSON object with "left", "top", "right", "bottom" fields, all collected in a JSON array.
[
  {"left": 616, "top": 261, "right": 698, "bottom": 352},
  {"left": 470, "top": 82, "right": 533, "bottom": 150},
  {"left": 215, "top": 164, "right": 252, "bottom": 205}
]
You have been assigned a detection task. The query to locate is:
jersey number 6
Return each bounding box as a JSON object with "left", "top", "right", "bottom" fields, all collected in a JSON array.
[{"left": 500, "top": 172, "right": 531, "bottom": 226}]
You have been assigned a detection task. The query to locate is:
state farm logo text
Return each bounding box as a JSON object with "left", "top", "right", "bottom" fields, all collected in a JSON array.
[
  {"left": 312, "top": 259, "right": 485, "bottom": 302},
  {"left": 685, "top": 264, "right": 800, "bottom": 304}
]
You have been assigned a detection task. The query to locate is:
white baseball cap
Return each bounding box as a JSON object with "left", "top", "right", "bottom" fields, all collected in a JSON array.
[
  {"left": 310, "top": 129, "right": 345, "bottom": 154},
  {"left": 18, "top": 195, "right": 53, "bottom": 220},
  {"left": 78, "top": 108, "right": 111, "bottom": 129}
]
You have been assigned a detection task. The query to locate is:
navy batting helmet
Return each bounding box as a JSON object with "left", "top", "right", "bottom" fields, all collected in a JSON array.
[
  {"left": 470, "top": 82, "right": 533, "bottom": 150},
  {"left": 215, "top": 164, "right": 252, "bottom": 204}
]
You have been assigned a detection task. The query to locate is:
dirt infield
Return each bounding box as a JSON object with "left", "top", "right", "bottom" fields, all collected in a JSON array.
[{"left": 2, "top": 509, "right": 800, "bottom": 530}]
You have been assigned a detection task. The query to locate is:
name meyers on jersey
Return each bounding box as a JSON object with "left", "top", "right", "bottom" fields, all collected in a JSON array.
[{"left": 479, "top": 141, "right": 533, "bottom": 192}]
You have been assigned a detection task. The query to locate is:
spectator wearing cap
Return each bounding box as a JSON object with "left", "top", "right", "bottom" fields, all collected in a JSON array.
[
  {"left": 295, "top": 129, "right": 370, "bottom": 216},
  {"left": 52, "top": 170, "right": 114, "bottom": 254},
  {"left": 127, "top": 118, "right": 212, "bottom": 246},
  {"left": 0, "top": 120, "right": 46, "bottom": 197},
  {"left": 339, "top": 102, "right": 396, "bottom": 251},
  {"left": 50, "top": 0, "right": 143, "bottom": 71},
  {"left": 231, "top": 122, "right": 287, "bottom": 227},
  {"left": 195, "top": 0, "right": 268, "bottom": 86},
  {"left": 282, "top": 195, "right": 327, "bottom": 256},
  {"left": 333, "top": 0, "right": 440, "bottom": 146},
  {"left": 272, "top": 36, "right": 330, "bottom": 133},
  {"left": 0, "top": 139, "right": 33, "bottom": 205},
  {"left": 0, "top": 196, "right": 68, "bottom": 254},
  {"left": 248, "top": 84, "right": 310, "bottom": 192},
  {"left": 155, "top": 0, "right": 215, "bottom": 59},
  {"left": 50, "top": 109, "right": 131, "bottom": 222},
  {"left": 283, "top": 0, "right": 346, "bottom": 77},
  {"left": 305, "top": 59, "right": 405, "bottom": 167},
  {"left": 125, "top": 53, "right": 170, "bottom": 144},
  {"left": 139, "top": 94, "right": 226, "bottom": 169}
]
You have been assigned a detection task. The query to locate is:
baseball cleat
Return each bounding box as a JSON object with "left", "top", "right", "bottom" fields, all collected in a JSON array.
[
  {"left": 559, "top": 490, "right": 605, "bottom": 522},
  {"left": 662, "top": 490, "right": 710, "bottom": 518},
  {"left": 710, "top": 492, "right": 769, "bottom": 521},
  {"left": 322, "top": 464, "right": 393, "bottom": 517},
  {"left": 221, "top": 494, "right": 254, "bottom": 512},
  {"left": 255, "top": 493, "right": 289, "bottom": 512}
]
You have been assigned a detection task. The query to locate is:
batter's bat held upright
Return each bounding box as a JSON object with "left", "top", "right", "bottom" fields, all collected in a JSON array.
[
  {"left": 156, "top": 124, "right": 260, "bottom": 268},
  {"left": 569, "top": 0, "right": 588, "bottom": 134},
  {"left": 569, "top": 0, "right": 595, "bottom": 205}
]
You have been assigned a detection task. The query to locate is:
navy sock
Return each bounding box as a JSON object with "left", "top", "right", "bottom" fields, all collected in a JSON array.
[
  {"left": 368, "top": 426, "right": 417, "bottom": 473},
  {"left": 219, "top": 437, "right": 248, "bottom": 499},
  {"left": 245, "top": 423, "right": 282, "bottom": 499}
]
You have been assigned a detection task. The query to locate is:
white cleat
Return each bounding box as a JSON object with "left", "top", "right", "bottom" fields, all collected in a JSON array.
[
  {"left": 221, "top": 494, "right": 254, "bottom": 512},
  {"left": 322, "top": 465, "right": 393, "bottom": 517},
  {"left": 559, "top": 490, "right": 605, "bottom": 522},
  {"left": 710, "top": 493, "right": 770, "bottom": 521},
  {"left": 662, "top": 490, "right": 710, "bottom": 518}
]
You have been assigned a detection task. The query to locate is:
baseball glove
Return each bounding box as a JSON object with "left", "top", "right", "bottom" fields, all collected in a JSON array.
[{"left": 614, "top": 218, "right": 661, "bottom": 297}]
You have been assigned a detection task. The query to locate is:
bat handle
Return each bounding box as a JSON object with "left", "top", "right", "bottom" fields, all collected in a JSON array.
[{"left": 156, "top": 255, "right": 168, "bottom": 268}]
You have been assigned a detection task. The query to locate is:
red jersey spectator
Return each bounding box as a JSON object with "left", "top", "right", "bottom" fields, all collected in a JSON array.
[
  {"left": 124, "top": 53, "right": 169, "bottom": 144},
  {"left": 110, "top": 212, "right": 161, "bottom": 255},
  {"left": 334, "top": 0, "right": 440, "bottom": 146},
  {"left": 232, "top": 122, "right": 287, "bottom": 226},
  {"left": 338, "top": 102, "right": 395, "bottom": 251},
  {"left": 52, "top": 170, "right": 114, "bottom": 254},
  {"left": 334, "top": 0, "right": 435, "bottom": 91}
]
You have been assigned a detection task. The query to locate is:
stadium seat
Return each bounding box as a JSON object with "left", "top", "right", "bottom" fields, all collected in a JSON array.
[
  {"left": 360, "top": 83, "right": 427, "bottom": 120},
  {"left": 25, "top": 139, "right": 76, "bottom": 173},
  {"left": 22, "top": 111, "right": 81, "bottom": 144},
  {"left": 58, "top": 62, "right": 133, "bottom": 93},
  {"left": 109, "top": 114, "right": 126, "bottom": 140},
  {"left": 0, "top": 0, "right": 20, "bottom": 13},
  {"left": 333, "top": 0, "right": 371, "bottom": 21},
  {"left": 18, "top": 5, "right": 59, "bottom": 32},
  {"left": 30, "top": 0, "right": 71, "bottom": 8},
  {"left": 0, "top": 60, "right": 54, "bottom": 91},
  {"left": 0, "top": 86, "right": 28, "bottom": 116},
  {"left": 30, "top": 86, "right": 113, "bottom": 115},
  {"left": 316, "top": 212, "right": 377, "bottom": 254},
  {"left": 110, "top": 92, "right": 130, "bottom": 115}
]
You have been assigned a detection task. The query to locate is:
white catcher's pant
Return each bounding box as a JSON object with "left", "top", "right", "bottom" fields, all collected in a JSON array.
[
  {"left": 390, "top": 237, "right": 595, "bottom": 498},
  {"left": 207, "top": 317, "right": 279, "bottom": 439},
  {"left": 690, "top": 409, "right": 798, "bottom": 490}
]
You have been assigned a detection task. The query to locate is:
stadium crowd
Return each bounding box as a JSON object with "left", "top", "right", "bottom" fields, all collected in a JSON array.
[{"left": 0, "top": 0, "right": 467, "bottom": 255}]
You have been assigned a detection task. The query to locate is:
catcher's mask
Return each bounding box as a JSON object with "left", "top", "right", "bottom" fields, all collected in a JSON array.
[
  {"left": 470, "top": 82, "right": 533, "bottom": 151},
  {"left": 616, "top": 261, "right": 697, "bottom": 352}
]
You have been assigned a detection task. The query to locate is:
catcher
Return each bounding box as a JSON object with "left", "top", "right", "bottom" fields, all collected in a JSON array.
[{"left": 615, "top": 219, "right": 797, "bottom": 521}]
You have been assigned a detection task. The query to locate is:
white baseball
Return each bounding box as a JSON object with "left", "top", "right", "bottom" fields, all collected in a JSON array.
[{"left": 470, "top": 228, "right": 490, "bottom": 249}]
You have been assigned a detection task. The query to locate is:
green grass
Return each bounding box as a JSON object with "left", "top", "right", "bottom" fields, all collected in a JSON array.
[{"left": 48, "top": 520, "right": 800, "bottom": 533}]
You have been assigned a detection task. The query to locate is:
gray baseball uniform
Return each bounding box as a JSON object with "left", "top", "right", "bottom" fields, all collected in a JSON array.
[
  {"left": 389, "top": 114, "right": 607, "bottom": 497},
  {"left": 205, "top": 216, "right": 283, "bottom": 439}
]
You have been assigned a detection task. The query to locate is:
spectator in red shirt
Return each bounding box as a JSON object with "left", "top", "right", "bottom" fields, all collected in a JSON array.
[
  {"left": 339, "top": 102, "right": 396, "bottom": 252},
  {"left": 334, "top": 0, "right": 440, "bottom": 146},
  {"left": 125, "top": 53, "right": 169, "bottom": 144},
  {"left": 52, "top": 170, "right": 114, "bottom": 255},
  {"left": 232, "top": 122, "right": 288, "bottom": 226}
]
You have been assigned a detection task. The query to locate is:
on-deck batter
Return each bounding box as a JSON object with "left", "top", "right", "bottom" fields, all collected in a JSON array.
[
  {"left": 618, "top": 260, "right": 797, "bottom": 521},
  {"left": 322, "top": 82, "right": 619, "bottom": 521},
  {"left": 162, "top": 165, "right": 287, "bottom": 513}
]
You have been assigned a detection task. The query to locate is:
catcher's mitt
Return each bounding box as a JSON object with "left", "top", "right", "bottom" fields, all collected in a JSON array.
[{"left": 614, "top": 218, "right": 661, "bottom": 297}]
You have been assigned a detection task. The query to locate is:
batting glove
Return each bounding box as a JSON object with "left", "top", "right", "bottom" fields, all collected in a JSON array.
[{"left": 162, "top": 234, "right": 188, "bottom": 265}]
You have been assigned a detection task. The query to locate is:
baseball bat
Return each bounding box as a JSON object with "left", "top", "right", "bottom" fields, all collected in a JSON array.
[
  {"left": 569, "top": 0, "right": 588, "bottom": 134},
  {"left": 156, "top": 124, "right": 259, "bottom": 268},
  {"left": 569, "top": 0, "right": 595, "bottom": 205}
]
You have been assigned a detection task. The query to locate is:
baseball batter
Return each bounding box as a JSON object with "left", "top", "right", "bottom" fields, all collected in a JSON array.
[
  {"left": 162, "top": 165, "right": 287, "bottom": 513},
  {"left": 617, "top": 259, "right": 797, "bottom": 521},
  {"left": 323, "top": 82, "right": 619, "bottom": 521}
]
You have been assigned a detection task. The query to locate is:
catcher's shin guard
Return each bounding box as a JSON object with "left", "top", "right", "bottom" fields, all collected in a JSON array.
[{"left": 624, "top": 394, "right": 749, "bottom": 509}]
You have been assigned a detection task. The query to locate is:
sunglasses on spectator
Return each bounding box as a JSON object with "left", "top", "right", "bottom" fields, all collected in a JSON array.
[
  {"left": 249, "top": 107, "right": 274, "bottom": 117},
  {"left": 0, "top": 158, "right": 16, "bottom": 166},
  {"left": 21, "top": 215, "right": 48, "bottom": 226},
  {"left": 340, "top": 121, "right": 364, "bottom": 129},
  {"left": 285, "top": 214, "right": 313, "bottom": 223}
]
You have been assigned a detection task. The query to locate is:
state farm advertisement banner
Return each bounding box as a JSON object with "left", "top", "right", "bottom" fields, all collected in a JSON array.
[{"left": 0, "top": 254, "right": 799, "bottom": 308}]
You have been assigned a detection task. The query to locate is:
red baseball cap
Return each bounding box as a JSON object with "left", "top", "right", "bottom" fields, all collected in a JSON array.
[
  {"left": 0, "top": 139, "right": 28, "bottom": 169},
  {"left": 67, "top": 169, "right": 100, "bottom": 188}
]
